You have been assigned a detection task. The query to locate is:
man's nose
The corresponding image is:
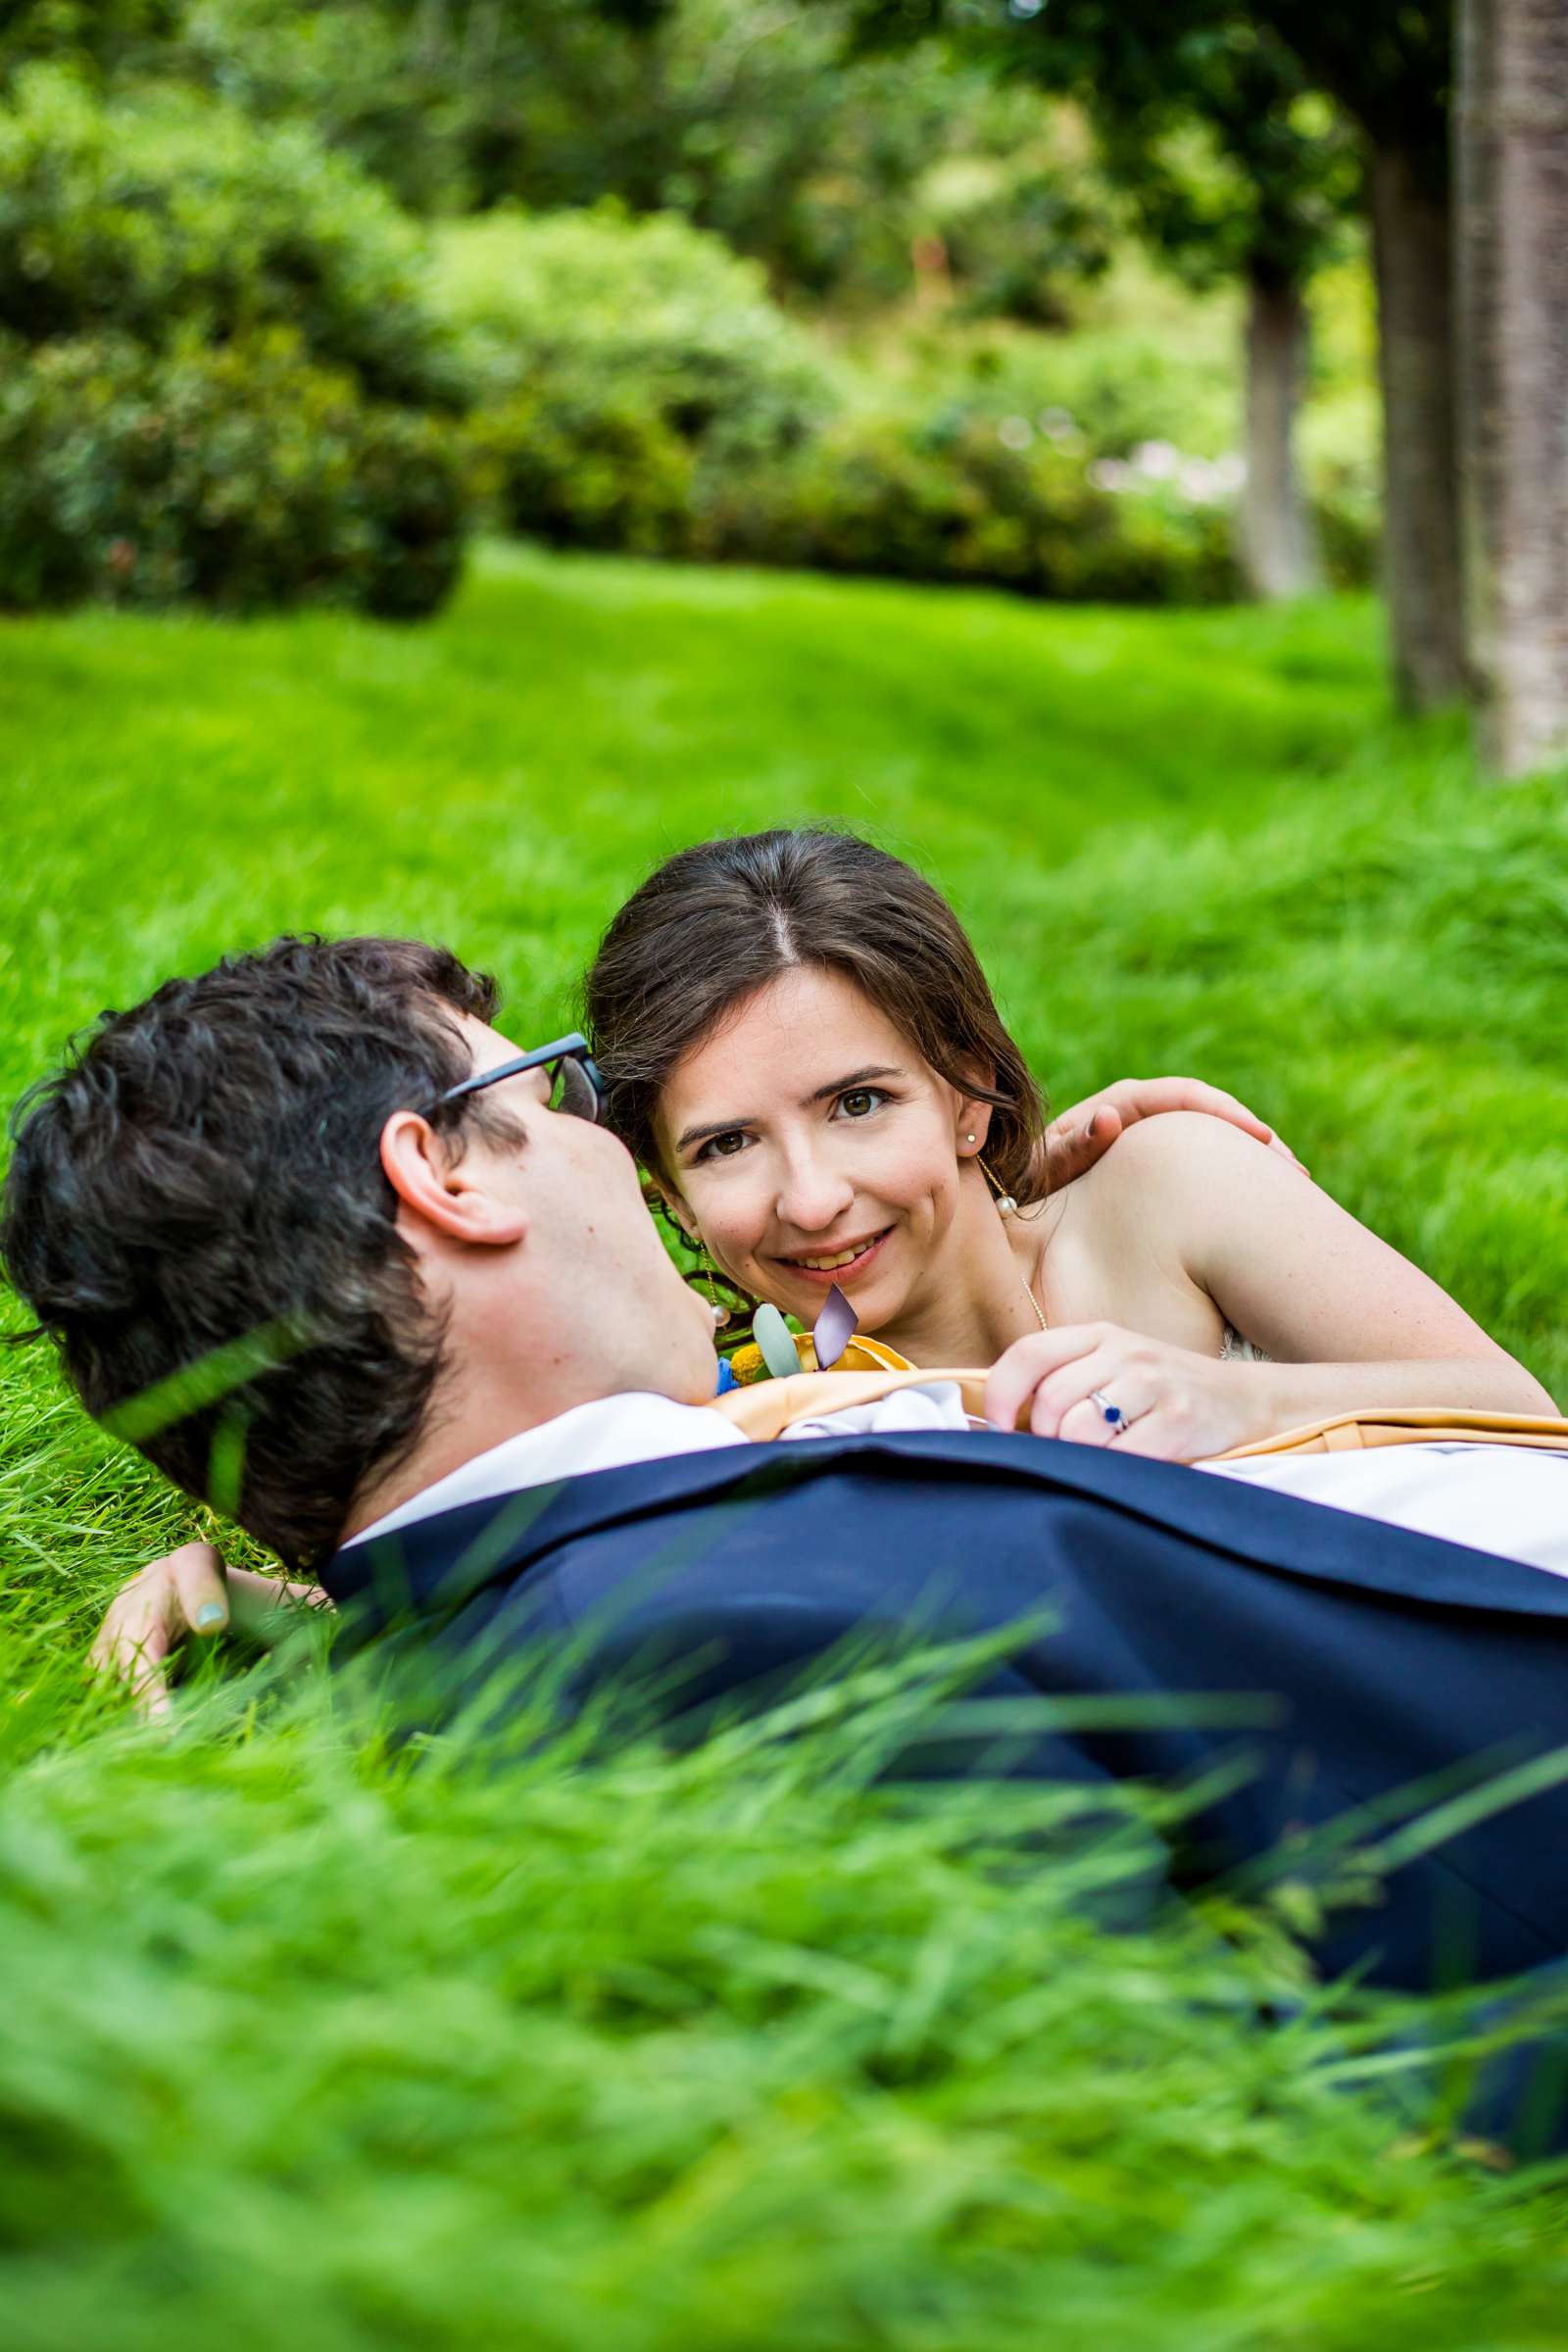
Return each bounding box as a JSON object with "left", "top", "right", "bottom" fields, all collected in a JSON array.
[{"left": 773, "top": 1144, "right": 857, "bottom": 1235}]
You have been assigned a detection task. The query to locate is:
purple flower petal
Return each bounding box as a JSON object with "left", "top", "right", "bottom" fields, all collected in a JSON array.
[{"left": 812, "top": 1283, "right": 858, "bottom": 1371}]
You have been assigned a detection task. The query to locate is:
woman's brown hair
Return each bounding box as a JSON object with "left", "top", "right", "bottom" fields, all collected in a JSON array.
[{"left": 581, "top": 828, "right": 1048, "bottom": 1211}]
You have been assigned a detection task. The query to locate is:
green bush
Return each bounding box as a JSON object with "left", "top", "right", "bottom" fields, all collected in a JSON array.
[
  {"left": 697, "top": 409, "right": 1238, "bottom": 605},
  {"left": 434, "top": 205, "right": 833, "bottom": 462},
  {"left": 0, "top": 65, "right": 466, "bottom": 409},
  {"left": 0, "top": 330, "right": 467, "bottom": 618},
  {"left": 433, "top": 206, "right": 1236, "bottom": 604},
  {"left": 859, "top": 274, "right": 1380, "bottom": 591},
  {"left": 0, "top": 69, "right": 470, "bottom": 617},
  {"left": 466, "top": 381, "right": 696, "bottom": 558}
]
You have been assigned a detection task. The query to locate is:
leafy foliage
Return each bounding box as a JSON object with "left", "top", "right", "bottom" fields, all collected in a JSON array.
[
  {"left": 0, "top": 0, "right": 1132, "bottom": 318},
  {"left": 438, "top": 204, "right": 830, "bottom": 458},
  {"left": 0, "top": 68, "right": 469, "bottom": 614},
  {"left": 439, "top": 205, "right": 1373, "bottom": 600},
  {"left": 698, "top": 406, "right": 1239, "bottom": 603},
  {"left": 849, "top": 0, "right": 1360, "bottom": 289},
  {"left": 924, "top": 152, "right": 1117, "bottom": 326},
  {"left": 441, "top": 205, "right": 835, "bottom": 559},
  {"left": 0, "top": 64, "right": 464, "bottom": 405},
  {"left": 468, "top": 378, "right": 697, "bottom": 558},
  {"left": 0, "top": 327, "right": 467, "bottom": 616}
]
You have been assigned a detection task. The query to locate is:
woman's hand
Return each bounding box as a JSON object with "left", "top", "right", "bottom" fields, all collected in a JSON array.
[
  {"left": 90, "top": 1540, "right": 230, "bottom": 1721},
  {"left": 88, "top": 1541, "right": 328, "bottom": 1721},
  {"left": 984, "top": 1323, "right": 1263, "bottom": 1463},
  {"left": 1042, "top": 1078, "right": 1302, "bottom": 1194}
]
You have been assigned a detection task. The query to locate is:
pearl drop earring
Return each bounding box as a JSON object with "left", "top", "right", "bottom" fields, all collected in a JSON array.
[
  {"left": 977, "top": 1153, "right": 1017, "bottom": 1216},
  {"left": 700, "top": 1257, "right": 731, "bottom": 1328}
]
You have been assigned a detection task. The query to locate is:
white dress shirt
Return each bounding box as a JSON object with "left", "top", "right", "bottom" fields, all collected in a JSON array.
[
  {"left": 1200, "top": 1443, "right": 1568, "bottom": 1574},
  {"left": 348, "top": 1387, "right": 1568, "bottom": 1579}
]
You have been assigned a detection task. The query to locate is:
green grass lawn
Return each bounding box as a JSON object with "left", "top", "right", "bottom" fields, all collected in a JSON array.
[{"left": 3, "top": 543, "right": 1568, "bottom": 2347}]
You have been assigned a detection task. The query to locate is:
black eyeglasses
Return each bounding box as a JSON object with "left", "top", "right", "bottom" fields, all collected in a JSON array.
[{"left": 430, "top": 1032, "right": 608, "bottom": 1124}]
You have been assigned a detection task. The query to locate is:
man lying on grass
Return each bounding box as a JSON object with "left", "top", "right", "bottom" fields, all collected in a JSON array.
[{"left": 5, "top": 935, "right": 1568, "bottom": 1998}]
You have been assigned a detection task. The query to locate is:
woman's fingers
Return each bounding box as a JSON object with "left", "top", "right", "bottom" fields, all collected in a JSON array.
[
  {"left": 167, "top": 1542, "right": 229, "bottom": 1637},
  {"left": 1055, "top": 1374, "right": 1157, "bottom": 1447},
  {"left": 988, "top": 1324, "right": 1233, "bottom": 1463},
  {"left": 1040, "top": 1103, "right": 1125, "bottom": 1190},
  {"left": 90, "top": 1588, "right": 175, "bottom": 1719},
  {"left": 1042, "top": 1348, "right": 1166, "bottom": 1446},
  {"left": 1026, "top": 1347, "right": 1131, "bottom": 1440},
  {"left": 985, "top": 1326, "right": 1108, "bottom": 1433},
  {"left": 87, "top": 1540, "right": 229, "bottom": 1721},
  {"left": 1041, "top": 1077, "right": 1305, "bottom": 1184}
]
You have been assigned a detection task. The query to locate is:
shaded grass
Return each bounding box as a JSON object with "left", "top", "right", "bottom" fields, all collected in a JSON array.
[
  {"left": 2, "top": 543, "right": 1567, "bottom": 2342},
  {"left": 6, "top": 1648, "right": 1568, "bottom": 2352}
]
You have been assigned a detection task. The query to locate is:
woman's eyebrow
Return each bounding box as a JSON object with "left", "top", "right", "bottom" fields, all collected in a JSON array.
[
  {"left": 674, "top": 1066, "right": 906, "bottom": 1154},
  {"left": 806, "top": 1064, "right": 905, "bottom": 1103}
]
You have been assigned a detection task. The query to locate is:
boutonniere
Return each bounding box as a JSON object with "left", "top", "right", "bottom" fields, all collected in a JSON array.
[{"left": 728, "top": 1283, "right": 859, "bottom": 1384}]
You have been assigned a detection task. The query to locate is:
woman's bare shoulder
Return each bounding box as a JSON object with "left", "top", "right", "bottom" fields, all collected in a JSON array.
[
  {"left": 1030, "top": 1113, "right": 1264, "bottom": 1333},
  {"left": 1046, "top": 1115, "right": 1293, "bottom": 1298},
  {"left": 1069, "top": 1108, "right": 1276, "bottom": 1210}
]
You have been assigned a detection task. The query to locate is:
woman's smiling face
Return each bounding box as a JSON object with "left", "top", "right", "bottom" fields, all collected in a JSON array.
[{"left": 656, "top": 965, "right": 987, "bottom": 1334}]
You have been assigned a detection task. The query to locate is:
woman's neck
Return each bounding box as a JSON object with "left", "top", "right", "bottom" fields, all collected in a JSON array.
[{"left": 874, "top": 1175, "right": 1057, "bottom": 1369}]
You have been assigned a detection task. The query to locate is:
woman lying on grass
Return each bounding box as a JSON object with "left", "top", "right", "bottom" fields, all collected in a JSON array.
[
  {"left": 95, "top": 829, "right": 1556, "bottom": 1704},
  {"left": 582, "top": 827, "right": 1555, "bottom": 1457}
]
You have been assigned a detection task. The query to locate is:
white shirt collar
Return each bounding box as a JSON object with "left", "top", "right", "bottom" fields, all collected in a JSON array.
[
  {"left": 344, "top": 1391, "right": 747, "bottom": 1549},
  {"left": 347, "top": 1388, "right": 1568, "bottom": 1584}
]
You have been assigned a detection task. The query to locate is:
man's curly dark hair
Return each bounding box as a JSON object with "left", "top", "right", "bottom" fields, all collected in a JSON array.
[{"left": 2, "top": 936, "right": 511, "bottom": 1570}]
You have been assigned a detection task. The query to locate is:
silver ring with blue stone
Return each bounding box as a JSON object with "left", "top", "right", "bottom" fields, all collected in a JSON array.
[{"left": 1090, "top": 1387, "right": 1125, "bottom": 1431}]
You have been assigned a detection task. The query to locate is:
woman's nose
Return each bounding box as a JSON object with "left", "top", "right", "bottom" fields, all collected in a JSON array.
[{"left": 774, "top": 1147, "right": 857, "bottom": 1236}]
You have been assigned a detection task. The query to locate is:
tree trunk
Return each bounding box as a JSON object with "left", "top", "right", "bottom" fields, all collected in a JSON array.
[
  {"left": 1240, "top": 262, "right": 1322, "bottom": 602},
  {"left": 1456, "top": 0, "right": 1568, "bottom": 778},
  {"left": 1368, "top": 144, "right": 1468, "bottom": 712}
]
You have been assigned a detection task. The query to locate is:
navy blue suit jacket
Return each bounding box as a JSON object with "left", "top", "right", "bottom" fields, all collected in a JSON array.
[{"left": 322, "top": 1431, "right": 1568, "bottom": 1995}]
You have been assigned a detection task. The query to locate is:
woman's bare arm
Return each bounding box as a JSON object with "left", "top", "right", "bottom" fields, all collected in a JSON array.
[
  {"left": 988, "top": 1115, "right": 1555, "bottom": 1456},
  {"left": 1164, "top": 1114, "right": 1554, "bottom": 1412}
]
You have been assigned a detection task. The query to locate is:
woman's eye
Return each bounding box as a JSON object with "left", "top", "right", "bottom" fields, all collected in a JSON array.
[
  {"left": 695, "top": 1130, "right": 750, "bottom": 1163},
  {"left": 837, "top": 1089, "right": 886, "bottom": 1120}
]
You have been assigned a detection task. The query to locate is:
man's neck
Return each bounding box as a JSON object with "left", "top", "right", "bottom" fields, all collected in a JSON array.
[{"left": 339, "top": 1366, "right": 609, "bottom": 1544}]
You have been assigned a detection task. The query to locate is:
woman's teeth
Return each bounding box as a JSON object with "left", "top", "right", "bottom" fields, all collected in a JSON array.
[{"left": 789, "top": 1235, "right": 885, "bottom": 1271}]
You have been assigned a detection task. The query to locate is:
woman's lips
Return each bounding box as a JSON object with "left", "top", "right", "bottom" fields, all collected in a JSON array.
[{"left": 773, "top": 1229, "right": 892, "bottom": 1287}]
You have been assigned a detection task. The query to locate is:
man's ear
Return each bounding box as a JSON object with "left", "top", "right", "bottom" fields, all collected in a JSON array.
[
  {"left": 662, "top": 1185, "right": 700, "bottom": 1242},
  {"left": 654, "top": 1175, "right": 700, "bottom": 1242},
  {"left": 379, "top": 1112, "right": 527, "bottom": 1248}
]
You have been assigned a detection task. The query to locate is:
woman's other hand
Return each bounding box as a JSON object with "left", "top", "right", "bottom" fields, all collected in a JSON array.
[
  {"left": 1043, "top": 1078, "right": 1302, "bottom": 1193},
  {"left": 88, "top": 1542, "right": 329, "bottom": 1720},
  {"left": 985, "top": 1323, "right": 1262, "bottom": 1463},
  {"left": 89, "top": 1540, "right": 230, "bottom": 1721}
]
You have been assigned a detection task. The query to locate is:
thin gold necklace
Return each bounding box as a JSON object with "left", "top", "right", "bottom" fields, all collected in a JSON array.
[{"left": 977, "top": 1152, "right": 1048, "bottom": 1332}]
